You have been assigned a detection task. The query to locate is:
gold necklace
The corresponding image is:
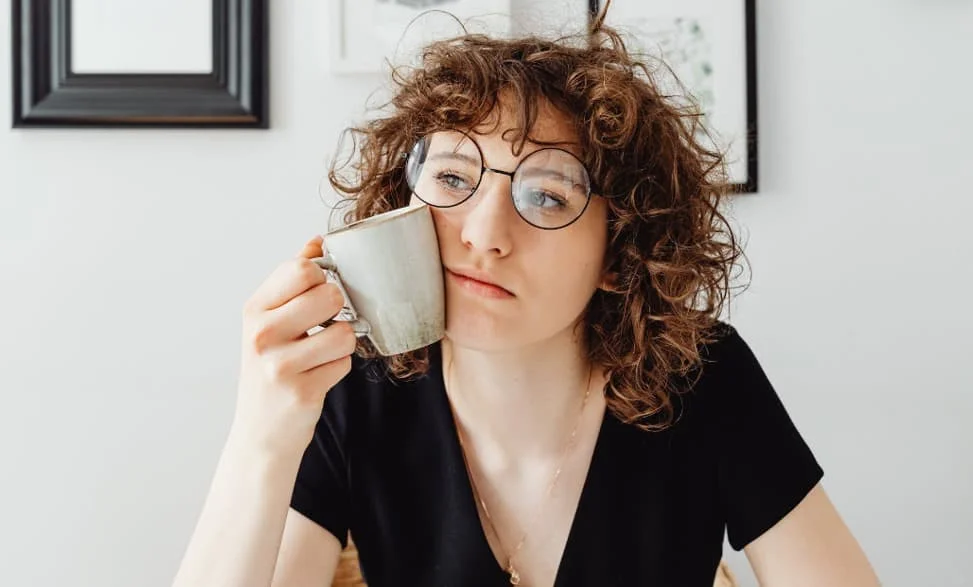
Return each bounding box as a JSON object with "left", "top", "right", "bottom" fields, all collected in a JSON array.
[{"left": 447, "top": 359, "right": 593, "bottom": 586}]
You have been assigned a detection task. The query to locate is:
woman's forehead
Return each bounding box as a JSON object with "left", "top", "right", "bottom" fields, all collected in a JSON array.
[{"left": 469, "top": 100, "right": 582, "bottom": 158}]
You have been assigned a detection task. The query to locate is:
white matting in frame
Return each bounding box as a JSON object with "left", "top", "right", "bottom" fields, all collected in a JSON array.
[
  {"left": 330, "top": 0, "right": 512, "bottom": 75},
  {"left": 597, "top": 0, "right": 757, "bottom": 191}
]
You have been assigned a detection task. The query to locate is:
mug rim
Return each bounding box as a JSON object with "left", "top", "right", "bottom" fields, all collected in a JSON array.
[{"left": 325, "top": 203, "right": 427, "bottom": 237}]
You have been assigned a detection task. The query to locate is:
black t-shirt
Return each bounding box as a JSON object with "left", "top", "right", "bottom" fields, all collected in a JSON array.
[{"left": 290, "top": 324, "right": 823, "bottom": 586}]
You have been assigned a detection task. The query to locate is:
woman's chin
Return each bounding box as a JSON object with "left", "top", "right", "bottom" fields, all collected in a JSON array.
[{"left": 443, "top": 313, "right": 518, "bottom": 352}]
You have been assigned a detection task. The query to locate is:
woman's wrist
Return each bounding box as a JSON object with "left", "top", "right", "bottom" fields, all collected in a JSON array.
[{"left": 222, "top": 424, "right": 308, "bottom": 483}]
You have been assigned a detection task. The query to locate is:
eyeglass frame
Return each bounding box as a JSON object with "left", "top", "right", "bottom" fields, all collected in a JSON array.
[{"left": 403, "top": 129, "right": 599, "bottom": 231}]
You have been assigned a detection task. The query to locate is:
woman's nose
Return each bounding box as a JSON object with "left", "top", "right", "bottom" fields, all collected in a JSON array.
[{"left": 458, "top": 171, "right": 516, "bottom": 257}]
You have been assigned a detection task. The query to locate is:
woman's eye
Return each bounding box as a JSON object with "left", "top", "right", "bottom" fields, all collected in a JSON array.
[
  {"left": 435, "top": 172, "right": 472, "bottom": 191},
  {"left": 523, "top": 189, "right": 567, "bottom": 209}
]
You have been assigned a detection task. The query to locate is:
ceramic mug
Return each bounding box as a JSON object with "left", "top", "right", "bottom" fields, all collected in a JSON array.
[{"left": 311, "top": 203, "right": 445, "bottom": 356}]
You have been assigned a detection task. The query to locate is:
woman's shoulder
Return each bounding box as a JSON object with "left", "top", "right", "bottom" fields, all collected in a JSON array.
[
  {"left": 697, "top": 320, "right": 749, "bottom": 367},
  {"left": 669, "top": 320, "right": 799, "bottom": 439},
  {"left": 686, "top": 320, "right": 771, "bottom": 398}
]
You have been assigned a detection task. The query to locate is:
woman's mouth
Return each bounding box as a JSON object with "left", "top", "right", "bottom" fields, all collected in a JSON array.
[{"left": 445, "top": 268, "right": 515, "bottom": 299}]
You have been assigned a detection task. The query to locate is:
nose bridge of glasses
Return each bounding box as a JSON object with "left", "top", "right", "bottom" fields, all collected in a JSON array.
[
  {"left": 474, "top": 166, "right": 518, "bottom": 211},
  {"left": 483, "top": 166, "right": 516, "bottom": 181},
  {"left": 479, "top": 167, "right": 519, "bottom": 208}
]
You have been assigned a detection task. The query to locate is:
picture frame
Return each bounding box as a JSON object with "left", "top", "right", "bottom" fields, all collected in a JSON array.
[
  {"left": 590, "top": 0, "right": 758, "bottom": 192},
  {"left": 329, "top": 0, "right": 512, "bottom": 75},
  {"left": 11, "top": 0, "right": 269, "bottom": 128}
]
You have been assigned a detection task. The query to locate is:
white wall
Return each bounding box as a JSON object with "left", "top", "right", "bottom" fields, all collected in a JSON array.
[{"left": 1, "top": 1, "right": 971, "bottom": 586}]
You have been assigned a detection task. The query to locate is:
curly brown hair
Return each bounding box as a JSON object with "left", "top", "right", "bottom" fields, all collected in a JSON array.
[{"left": 327, "top": 5, "right": 748, "bottom": 431}]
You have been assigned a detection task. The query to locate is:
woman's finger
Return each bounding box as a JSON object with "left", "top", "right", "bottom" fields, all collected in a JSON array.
[{"left": 298, "top": 235, "right": 325, "bottom": 260}]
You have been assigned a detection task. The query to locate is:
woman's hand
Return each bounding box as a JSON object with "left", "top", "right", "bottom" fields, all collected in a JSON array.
[{"left": 231, "top": 235, "right": 357, "bottom": 459}]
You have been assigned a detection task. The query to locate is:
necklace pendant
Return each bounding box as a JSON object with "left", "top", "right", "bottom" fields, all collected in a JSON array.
[{"left": 508, "top": 565, "right": 521, "bottom": 585}]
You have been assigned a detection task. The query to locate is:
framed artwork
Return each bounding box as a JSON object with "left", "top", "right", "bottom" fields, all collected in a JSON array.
[
  {"left": 591, "top": 0, "right": 758, "bottom": 192},
  {"left": 11, "top": 0, "right": 269, "bottom": 128},
  {"left": 329, "top": 0, "right": 512, "bottom": 74}
]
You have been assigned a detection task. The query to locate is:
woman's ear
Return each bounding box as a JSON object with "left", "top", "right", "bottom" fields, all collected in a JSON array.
[{"left": 598, "top": 270, "right": 623, "bottom": 293}]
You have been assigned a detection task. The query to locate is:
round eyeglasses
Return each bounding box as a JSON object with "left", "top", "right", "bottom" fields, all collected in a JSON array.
[{"left": 404, "top": 130, "right": 594, "bottom": 230}]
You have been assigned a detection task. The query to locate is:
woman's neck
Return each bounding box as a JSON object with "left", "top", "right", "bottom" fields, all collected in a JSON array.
[{"left": 441, "top": 327, "right": 605, "bottom": 469}]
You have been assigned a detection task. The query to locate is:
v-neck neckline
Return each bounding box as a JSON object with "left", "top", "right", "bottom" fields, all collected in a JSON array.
[{"left": 428, "top": 343, "right": 612, "bottom": 587}]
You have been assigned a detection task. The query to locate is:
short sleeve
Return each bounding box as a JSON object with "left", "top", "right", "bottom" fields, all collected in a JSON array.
[
  {"left": 288, "top": 371, "right": 356, "bottom": 548},
  {"left": 705, "top": 325, "right": 825, "bottom": 551}
]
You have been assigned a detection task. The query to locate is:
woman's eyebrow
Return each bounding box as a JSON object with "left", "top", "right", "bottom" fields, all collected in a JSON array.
[
  {"left": 427, "top": 152, "right": 480, "bottom": 165},
  {"left": 517, "top": 168, "right": 588, "bottom": 194},
  {"left": 518, "top": 167, "right": 582, "bottom": 182}
]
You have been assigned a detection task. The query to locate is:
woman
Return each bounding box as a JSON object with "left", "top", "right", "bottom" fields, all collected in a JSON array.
[{"left": 172, "top": 9, "right": 880, "bottom": 587}]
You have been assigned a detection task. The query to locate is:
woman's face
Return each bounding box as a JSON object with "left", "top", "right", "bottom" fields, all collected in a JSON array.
[{"left": 410, "top": 99, "right": 609, "bottom": 352}]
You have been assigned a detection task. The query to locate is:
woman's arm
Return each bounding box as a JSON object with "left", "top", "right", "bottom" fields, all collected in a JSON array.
[
  {"left": 743, "top": 483, "right": 880, "bottom": 587},
  {"left": 172, "top": 236, "right": 355, "bottom": 587},
  {"left": 272, "top": 509, "right": 344, "bottom": 587},
  {"left": 170, "top": 434, "right": 342, "bottom": 587}
]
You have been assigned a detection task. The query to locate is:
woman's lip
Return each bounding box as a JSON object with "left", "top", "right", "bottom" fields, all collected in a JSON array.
[{"left": 446, "top": 269, "right": 515, "bottom": 298}]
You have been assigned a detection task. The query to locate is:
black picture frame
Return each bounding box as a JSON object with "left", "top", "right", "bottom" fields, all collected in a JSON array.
[
  {"left": 11, "top": 0, "right": 269, "bottom": 128},
  {"left": 588, "top": 0, "right": 758, "bottom": 193}
]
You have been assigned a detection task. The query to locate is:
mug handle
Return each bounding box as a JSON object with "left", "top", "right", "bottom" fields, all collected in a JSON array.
[{"left": 310, "top": 255, "right": 371, "bottom": 337}]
